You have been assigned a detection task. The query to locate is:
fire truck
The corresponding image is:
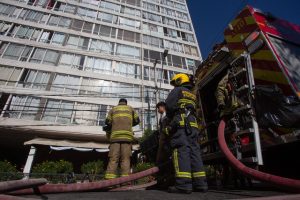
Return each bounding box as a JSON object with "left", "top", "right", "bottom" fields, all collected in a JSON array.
[{"left": 195, "top": 5, "right": 300, "bottom": 179}]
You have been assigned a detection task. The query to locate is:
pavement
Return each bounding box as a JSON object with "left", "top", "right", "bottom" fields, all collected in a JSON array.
[{"left": 20, "top": 189, "right": 292, "bottom": 200}]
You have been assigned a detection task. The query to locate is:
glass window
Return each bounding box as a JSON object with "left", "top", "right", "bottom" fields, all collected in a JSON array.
[
  {"left": 82, "top": 22, "right": 93, "bottom": 33},
  {"left": 51, "top": 74, "right": 80, "bottom": 94},
  {"left": 98, "top": 12, "right": 117, "bottom": 24},
  {"left": 119, "top": 17, "right": 140, "bottom": 29},
  {"left": 71, "top": 19, "right": 84, "bottom": 31},
  {"left": 9, "top": 96, "right": 41, "bottom": 120},
  {"left": 20, "top": 46, "right": 33, "bottom": 61},
  {"left": 51, "top": 32, "right": 65, "bottom": 45},
  {"left": 73, "top": 103, "right": 102, "bottom": 126},
  {"left": 116, "top": 44, "right": 140, "bottom": 58},
  {"left": 84, "top": 57, "right": 112, "bottom": 74},
  {"left": 89, "top": 39, "right": 114, "bottom": 54},
  {"left": 29, "top": 48, "right": 46, "bottom": 63},
  {"left": 3, "top": 43, "right": 24, "bottom": 60},
  {"left": 115, "top": 62, "right": 141, "bottom": 79},
  {"left": 0, "top": 66, "right": 22, "bottom": 86},
  {"left": 0, "top": 21, "right": 12, "bottom": 35},
  {"left": 100, "top": 1, "right": 121, "bottom": 12},
  {"left": 43, "top": 50, "right": 59, "bottom": 65}
]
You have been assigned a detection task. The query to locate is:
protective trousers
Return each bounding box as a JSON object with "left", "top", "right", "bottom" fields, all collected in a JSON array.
[
  {"left": 105, "top": 142, "right": 132, "bottom": 179},
  {"left": 170, "top": 114, "right": 207, "bottom": 191}
]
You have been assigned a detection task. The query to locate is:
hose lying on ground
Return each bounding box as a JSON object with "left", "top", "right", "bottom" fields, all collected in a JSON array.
[
  {"left": 0, "top": 179, "right": 47, "bottom": 193},
  {"left": 10, "top": 167, "right": 159, "bottom": 195},
  {"left": 218, "top": 119, "right": 300, "bottom": 192}
]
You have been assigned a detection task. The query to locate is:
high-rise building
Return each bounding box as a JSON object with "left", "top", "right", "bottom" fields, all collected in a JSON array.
[{"left": 0, "top": 0, "right": 201, "bottom": 155}]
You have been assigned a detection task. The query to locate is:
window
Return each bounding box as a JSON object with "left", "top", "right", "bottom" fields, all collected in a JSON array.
[
  {"left": 0, "top": 21, "right": 12, "bottom": 35},
  {"left": 93, "top": 24, "right": 116, "bottom": 38},
  {"left": 82, "top": 22, "right": 93, "bottom": 33},
  {"left": 57, "top": 3, "right": 76, "bottom": 14},
  {"left": 142, "top": 12, "right": 161, "bottom": 23},
  {"left": 97, "top": 12, "right": 118, "bottom": 24},
  {"left": 77, "top": 7, "right": 97, "bottom": 19},
  {"left": 84, "top": 57, "right": 112, "bottom": 74},
  {"left": 0, "top": 4, "right": 16, "bottom": 17},
  {"left": 51, "top": 32, "right": 66, "bottom": 45},
  {"left": 42, "top": 99, "right": 74, "bottom": 124},
  {"left": 115, "top": 62, "right": 141, "bottom": 79},
  {"left": 73, "top": 103, "right": 105, "bottom": 126},
  {"left": 66, "top": 35, "right": 89, "bottom": 50},
  {"left": 9, "top": 95, "right": 41, "bottom": 120},
  {"left": 164, "top": 40, "right": 183, "bottom": 53},
  {"left": 116, "top": 44, "right": 140, "bottom": 58},
  {"left": 143, "top": 23, "right": 163, "bottom": 36},
  {"left": 163, "top": 17, "right": 177, "bottom": 27},
  {"left": 121, "top": 6, "right": 140, "bottom": 16},
  {"left": 43, "top": 50, "right": 59, "bottom": 65},
  {"left": 143, "top": 2, "right": 159, "bottom": 12},
  {"left": 18, "top": 69, "right": 50, "bottom": 89},
  {"left": 2, "top": 43, "right": 24, "bottom": 60},
  {"left": 48, "top": 15, "right": 71, "bottom": 27},
  {"left": 30, "top": 48, "right": 59, "bottom": 65},
  {"left": 117, "top": 29, "right": 140, "bottom": 43},
  {"left": 51, "top": 74, "right": 80, "bottom": 94},
  {"left": 20, "top": 46, "right": 34, "bottom": 61},
  {"left": 121, "top": 0, "right": 141, "bottom": 7},
  {"left": 80, "top": 78, "right": 111, "bottom": 96},
  {"left": 119, "top": 17, "right": 140, "bottom": 29},
  {"left": 71, "top": 19, "right": 84, "bottom": 31},
  {"left": 0, "top": 65, "right": 22, "bottom": 86},
  {"left": 179, "top": 21, "right": 191, "bottom": 31},
  {"left": 89, "top": 39, "right": 114, "bottom": 54},
  {"left": 100, "top": 1, "right": 121, "bottom": 12},
  {"left": 19, "top": 9, "right": 48, "bottom": 23},
  {"left": 143, "top": 35, "right": 163, "bottom": 48},
  {"left": 59, "top": 53, "right": 85, "bottom": 70}
]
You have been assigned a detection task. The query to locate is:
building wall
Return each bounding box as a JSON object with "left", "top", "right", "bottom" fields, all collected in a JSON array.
[{"left": 0, "top": 0, "right": 201, "bottom": 139}]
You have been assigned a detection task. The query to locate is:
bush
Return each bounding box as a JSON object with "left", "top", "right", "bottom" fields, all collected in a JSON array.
[
  {"left": 0, "top": 160, "right": 21, "bottom": 181},
  {"left": 81, "top": 160, "right": 104, "bottom": 181},
  {"left": 133, "top": 162, "right": 155, "bottom": 173},
  {"left": 138, "top": 129, "right": 155, "bottom": 143},
  {"left": 133, "top": 162, "right": 155, "bottom": 184},
  {"left": 32, "top": 160, "right": 73, "bottom": 183},
  {"left": 32, "top": 160, "right": 73, "bottom": 174}
]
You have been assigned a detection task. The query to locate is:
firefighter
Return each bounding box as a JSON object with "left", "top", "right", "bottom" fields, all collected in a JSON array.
[
  {"left": 104, "top": 98, "right": 140, "bottom": 179},
  {"left": 215, "top": 74, "right": 240, "bottom": 118},
  {"left": 165, "top": 73, "right": 208, "bottom": 194}
]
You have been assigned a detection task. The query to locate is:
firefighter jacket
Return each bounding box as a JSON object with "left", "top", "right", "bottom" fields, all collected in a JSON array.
[
  {"left": 165, "top": 84, "right": 198, "bottom": 136},
  {"left": 105, "top": 102, "right": 140, "bottom": 142},
  {"left": 215, "top": 74, "right": 241, "bottom": 117}
]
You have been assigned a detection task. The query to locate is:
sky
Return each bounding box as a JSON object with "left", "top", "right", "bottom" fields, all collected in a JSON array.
[{"left": 187, "top": 0, "right": 300, "bottom": 59}]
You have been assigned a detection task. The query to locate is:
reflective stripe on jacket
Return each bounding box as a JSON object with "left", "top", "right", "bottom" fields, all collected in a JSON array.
[{"left": 105, "top": 103, "right": 140, "bottom": 142}]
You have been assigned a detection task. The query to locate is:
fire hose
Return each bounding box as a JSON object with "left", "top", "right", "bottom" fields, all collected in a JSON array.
[
  {"left": 218, "top": 119, "right": 300, "bottom": 192},
  {"left": 10, "top": 167, "right": 159, "bottom": 195},
  {"left": 0, "top": 178, "right": 47, "bottom": 193}
]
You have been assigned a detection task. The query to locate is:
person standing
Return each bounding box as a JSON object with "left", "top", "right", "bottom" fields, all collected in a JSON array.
[
  {"left": 104, "top": 98, "right": 140, "bottom": 179},
  {"left": 165, "top": 73, "right": 208, "bottom": 194}
]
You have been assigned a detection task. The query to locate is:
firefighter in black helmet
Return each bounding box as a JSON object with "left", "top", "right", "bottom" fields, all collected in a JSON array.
[{"left": 165, "top": 73, "right": 208, "bottom": 194}]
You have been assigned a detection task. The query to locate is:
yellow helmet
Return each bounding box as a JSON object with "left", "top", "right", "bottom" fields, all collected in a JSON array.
[{"left": 170, "top": 73, "right": 190, "bottom": 86}]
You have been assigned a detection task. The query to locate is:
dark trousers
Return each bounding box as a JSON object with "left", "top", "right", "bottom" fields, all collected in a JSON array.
[{"left": 171, "top": 126, "right": 207, "bottom": 191}]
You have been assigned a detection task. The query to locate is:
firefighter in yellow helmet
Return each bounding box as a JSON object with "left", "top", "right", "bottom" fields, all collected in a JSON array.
[{"left": 165, "top": 73, "right": 208, "bottom": 194}]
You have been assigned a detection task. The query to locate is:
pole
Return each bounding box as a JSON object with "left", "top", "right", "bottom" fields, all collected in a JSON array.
[
  {"left": 146, "top": 90, "right": 151, "bottom": 131},
  {"left": 153, "top": 59, "right": 159, "bottom": 129}
]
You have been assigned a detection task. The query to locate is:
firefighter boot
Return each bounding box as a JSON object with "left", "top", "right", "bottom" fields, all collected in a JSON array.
[{"left": 168, "top": 186, "right": 192, "bottom": 194}]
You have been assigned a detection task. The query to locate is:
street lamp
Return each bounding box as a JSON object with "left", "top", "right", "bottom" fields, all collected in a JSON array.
[{"left": 159, "top": 50, "right": 168, "bottom": 100}]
